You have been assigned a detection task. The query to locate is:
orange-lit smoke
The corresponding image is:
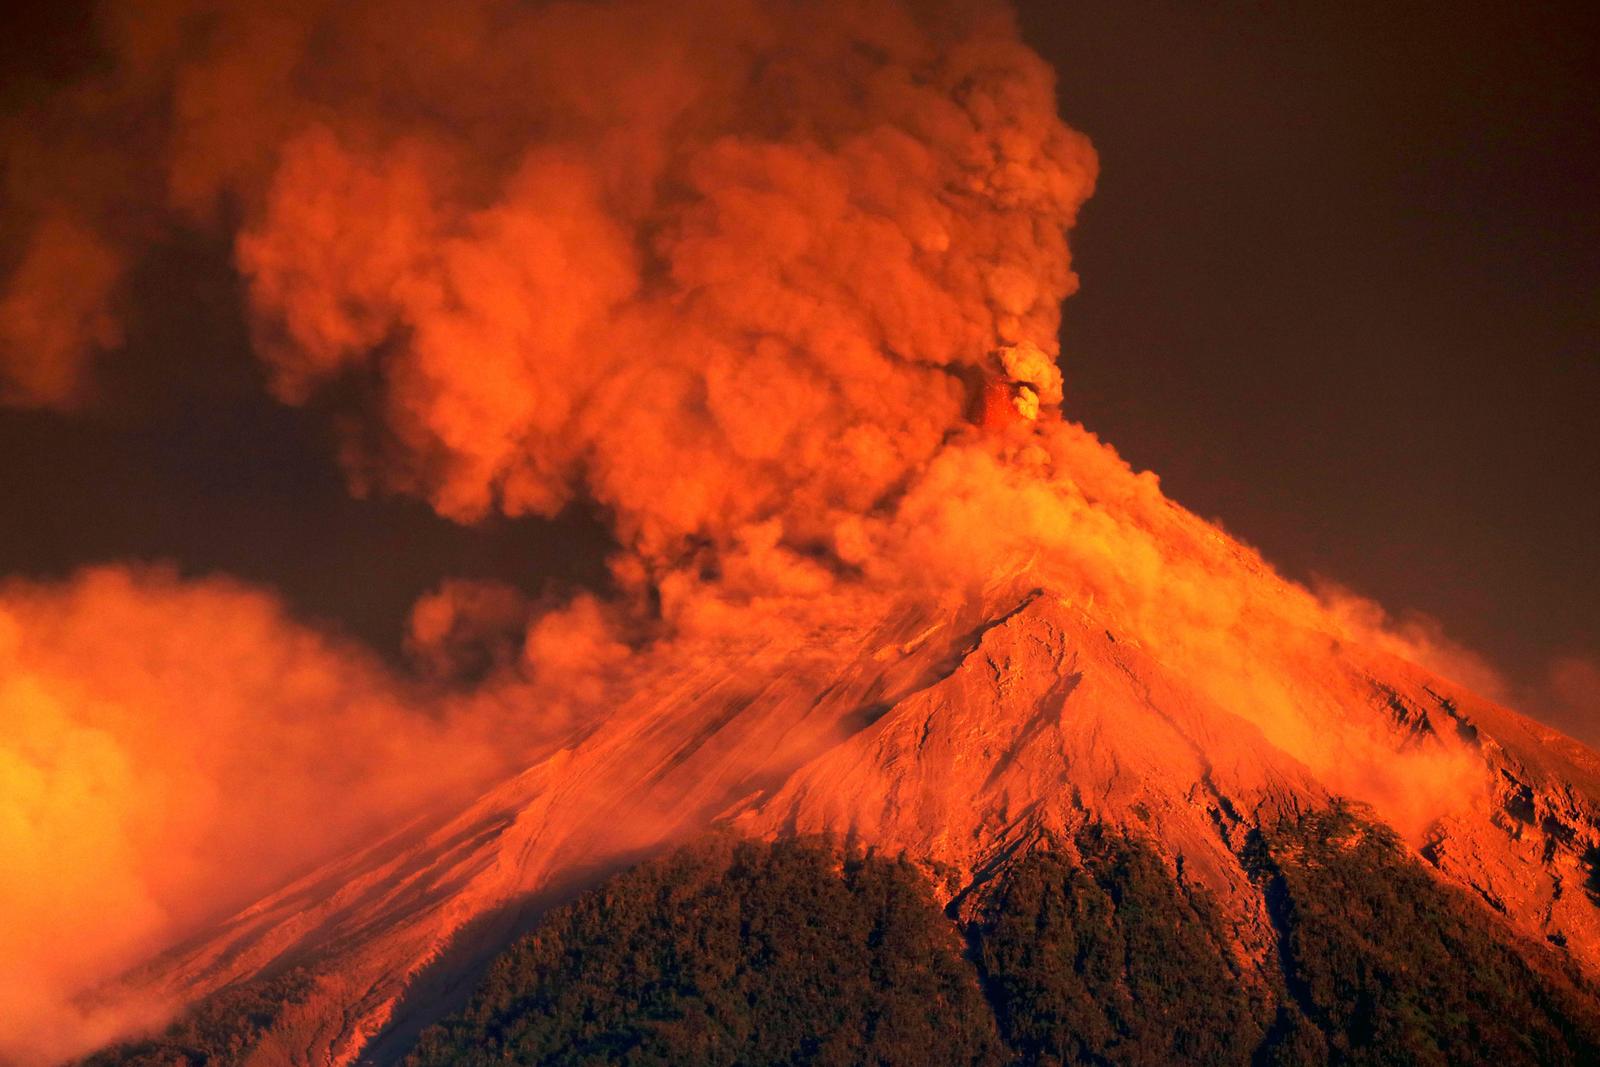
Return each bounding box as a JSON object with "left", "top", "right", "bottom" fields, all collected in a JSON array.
[
  {"left": 1, "top": 0, "right": 1095, "bottom": 566},
  {"left": 0, "top": 566, "right": 516, "bottom": 1061},
  {"left": 0, "top": 215, "right": 124, "bottom": 408}
]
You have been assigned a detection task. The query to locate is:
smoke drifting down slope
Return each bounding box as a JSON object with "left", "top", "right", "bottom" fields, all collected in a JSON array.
[{"left": 0, "top": 1, "right": 1594, "bottom": 1063}]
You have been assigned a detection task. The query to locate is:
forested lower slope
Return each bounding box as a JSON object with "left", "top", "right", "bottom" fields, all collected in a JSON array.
[{"left": 397, "top": 818, "right": 1600, "bottom": 1067}]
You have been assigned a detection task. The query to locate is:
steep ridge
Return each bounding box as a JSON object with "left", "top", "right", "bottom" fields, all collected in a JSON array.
[
  {"left": 86, "top": 584, "right": 1600, "bottom": 1064},
  {"left": 1370, "top": 652, "right": 1600, "bottom": 953}
]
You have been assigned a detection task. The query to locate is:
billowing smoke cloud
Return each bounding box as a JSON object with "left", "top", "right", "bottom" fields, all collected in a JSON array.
[
  {"left": 2, "top": 0, "right": 1094, "bottom": 565},
  {"left": 0, "top": 566, "right": 515, "bottom": 1060},
  {"left": 0, "top": 0, "right": 1576, "bottom": 1061}
]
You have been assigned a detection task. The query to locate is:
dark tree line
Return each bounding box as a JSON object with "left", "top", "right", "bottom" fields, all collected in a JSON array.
[
  {"left": 412, "top": 820, "right": 1600, "bottom": 1067},
  {"left": 407, "top": 835, "right": 1007, "bottom": 1066},
  {"left": 1245, "top": 805, "right": 1600, "bottom": 1066}
]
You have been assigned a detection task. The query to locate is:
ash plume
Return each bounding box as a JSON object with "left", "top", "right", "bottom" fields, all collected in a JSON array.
[{"left": 1, "top": 0, "right": 1094, "bottom": 562}]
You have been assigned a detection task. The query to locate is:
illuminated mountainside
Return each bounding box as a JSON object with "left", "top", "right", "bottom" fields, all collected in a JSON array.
[{"left": 84, "top": 436, "right": 1600, "bottom": 1064}]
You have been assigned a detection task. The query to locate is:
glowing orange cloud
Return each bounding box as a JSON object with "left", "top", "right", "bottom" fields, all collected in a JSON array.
[
  {"left": 1, "top": 0, "right": 1097, "bottom": 562},
  {"left": 0, "top": 566, "right": 520, "bottom": 1061}
]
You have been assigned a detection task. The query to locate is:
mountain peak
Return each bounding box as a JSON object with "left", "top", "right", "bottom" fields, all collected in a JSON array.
[{"left": 85, "top": 581, "right": 1600, "bottom": 1063}]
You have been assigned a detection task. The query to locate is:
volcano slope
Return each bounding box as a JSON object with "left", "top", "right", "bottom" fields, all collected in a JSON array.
[{"left": 79, "top": 435, "right": 1600, "bottom": 1064}]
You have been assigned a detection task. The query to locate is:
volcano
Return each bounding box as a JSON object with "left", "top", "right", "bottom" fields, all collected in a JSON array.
[
  {"left": 3, "top": 0, "right": 1597, "bottom": 1064},
  {"left": 78, "top": 434, "right": 1600, "bottom": 1064}
]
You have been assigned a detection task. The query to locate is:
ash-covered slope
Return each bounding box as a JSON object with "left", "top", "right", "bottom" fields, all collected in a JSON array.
[{"left": 86, "top": 577, "right": 1600, "bottom": 1065}]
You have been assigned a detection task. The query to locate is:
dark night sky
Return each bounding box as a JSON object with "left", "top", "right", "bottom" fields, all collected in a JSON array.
[{"left": 0, "top": 3, "right": 1595, "bottom": 725}]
